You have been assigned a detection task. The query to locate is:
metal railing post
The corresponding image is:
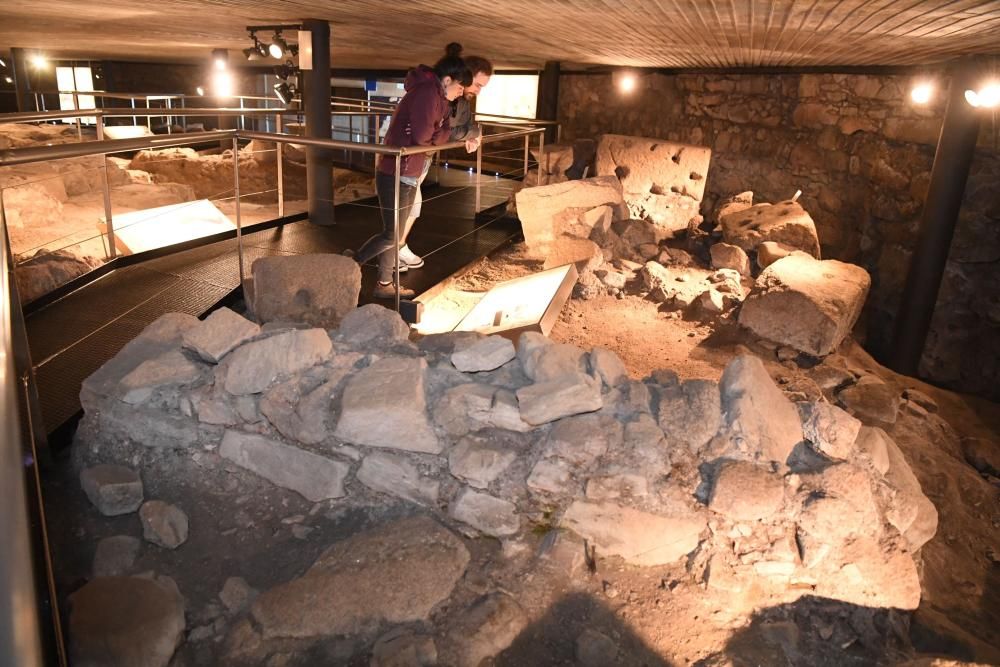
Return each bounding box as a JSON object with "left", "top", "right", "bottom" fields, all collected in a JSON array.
[
  {"left": 145, "top": 97, "right": 151, "bottom": 131},
  {"left": 72, "top": 92, "right": 82, "bottom": 141},
  {"left": 95, "top": 118, "right": 117, "bottom": 259},
  {"left": 239, "top": 97, "right": 245, "bottom": 131},
  {"left": 538, "top": 130, "right": 545, "bottom": 176},
  {"left": 166, "top": 98, "right": 173, "bottom": 134},
  {"left": 523, "top": 134, "right": 530, "bottom": 178},
  {"left": 393, "top": 155, "right": 401, "bottom": 313},
  {"left": 232, "top": 137, "right": 245, "bottom": 289},
  {"left": 557, "top": 123, "right": 562, "bottom": 144},
  {"left": 275, "top": 115, "right": 285, "bottom": 218},
  {"left": 130, "top": 96, "right": 137, "bottom": 126},
  {"left": 475, "top": 140, "right": 483, "bottom": 214}
]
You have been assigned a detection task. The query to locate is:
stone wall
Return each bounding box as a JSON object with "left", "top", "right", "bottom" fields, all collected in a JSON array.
[{"left": 559, "top": 72, "right": 1000, "bottom": 401}]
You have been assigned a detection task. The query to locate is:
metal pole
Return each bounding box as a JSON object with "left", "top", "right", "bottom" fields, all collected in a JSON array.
[
  {"left": 475, "top": 140, "right": 483, "bottom": 214},
  {"left": 145, "top": 97, "right": 151, "bottom": 131},
  {"left": 180, "top": 96, "right": 187, "bottom": 131},
  {"left": 72, "top": 92, "right": 82, "bottom": 141},
  {"left": 239, "top": 97, "right": 245, "bottom": 131},
  {"left": 557, "top": 123, "right": 562, "bottom": 144},
  {"left": 130, "top": 97, "right": 136, "bottom": 126},
  {"left": 538, "top": 130, "right": 545, "bottom": 177},
  {"left": 393, "top": 154, "right": 401, "bottom": 313},
  {"left": 166, "top": 98, "right": 173, "bottom": 134},
  {"left": 95, "top": 119, "right": 116, "bottom": 259},
  {"left": 302, "top": 18, "right": 334, "bottom": 226},
  {"left": 888, "top": 62, "right": 982, "bottom": 375},
  {"left": 523, "top": 134, "right": 530, "bottom": 178},
  {"left": 233, "top": 137, "right": 245, "bottom": 288},
  {"left": 276, "top": 114, "right": 285, "bottom": 218}
]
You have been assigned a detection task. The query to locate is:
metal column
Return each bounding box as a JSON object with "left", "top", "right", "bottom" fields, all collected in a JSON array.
[
  {"left": 302, "top": 18, "right": 334, "bottom": 226},
  {"left": 10, "top": 48, "right": 30, "bottom": 113},
  {"left": 888, "top": 62, "right": 983, "bottom": 375}
]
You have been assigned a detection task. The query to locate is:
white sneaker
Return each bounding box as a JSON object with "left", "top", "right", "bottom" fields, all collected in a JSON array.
[{"left": 398, "top": 244, "right": 425, "bottom": 269}]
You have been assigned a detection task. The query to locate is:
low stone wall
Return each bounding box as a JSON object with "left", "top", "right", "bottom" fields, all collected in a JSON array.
[{"left": 558, "top": 72, "right": 1000, "bottom": 401}]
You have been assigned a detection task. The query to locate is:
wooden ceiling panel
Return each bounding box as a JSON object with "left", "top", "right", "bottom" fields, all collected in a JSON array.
[{"left": 0, "top": 0, "right": 998, "bottom": 69}]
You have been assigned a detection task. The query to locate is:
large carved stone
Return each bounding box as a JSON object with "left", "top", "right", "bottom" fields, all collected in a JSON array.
[
  {"left": 250, "top": 254, "right": 361, "bottom": 328},
  {"left": 514, "top": 176, "right": 624, "bottom": 251},
  {"left": 720, "top": 200, "right": 821, "bottom": 257}
]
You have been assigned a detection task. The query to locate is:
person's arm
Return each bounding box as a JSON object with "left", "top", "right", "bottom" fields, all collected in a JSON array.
[
  {"left": 430, "top": 113, "right": 452, "bottom": 145},
  {"left": 448, "top": 99, "right": 480, "bottom": 141}
]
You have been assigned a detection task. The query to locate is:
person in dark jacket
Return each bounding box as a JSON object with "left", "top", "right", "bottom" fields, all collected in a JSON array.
[
  {"left": 394, "top": 47, "right": 493, "bottom": 273},
  {"left": 353, "top": 51, "right": 472, "bottom": 299}
]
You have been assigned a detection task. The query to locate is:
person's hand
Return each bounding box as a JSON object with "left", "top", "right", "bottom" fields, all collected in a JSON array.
[{"left": 465, "top": 136, "right": 481, "bottom": 153}]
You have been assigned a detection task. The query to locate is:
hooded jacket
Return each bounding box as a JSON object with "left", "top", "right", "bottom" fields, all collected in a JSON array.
[{"left": 377, "top": 65, "right": 452, "bottom": 178}]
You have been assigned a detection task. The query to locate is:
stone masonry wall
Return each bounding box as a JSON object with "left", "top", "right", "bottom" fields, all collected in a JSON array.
[{"left": 559, "top": 72, "right": 1000, "bottom": 401}]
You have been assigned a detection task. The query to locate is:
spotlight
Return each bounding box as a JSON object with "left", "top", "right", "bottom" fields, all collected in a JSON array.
[
  {"left": 196, "top": 86, "right": 205, "bottom": 96},
  {"left": 212, "top": 49, "right": 228, "bottom": 71},
  {"left": 0, "top": 57, "right": 6, "bottom": 68},
  {"left": 910, "top": 82, "right": 933, "bottom": 105},
  {"left": 613, "top": 70, "right": 638, "bottom": 95},
  {"left": 965, "top": 89, "right": 981, "bottom": 108},
  {"left": 268, "top": 33, "right": 288, "bottom": 59},
  {"left": 212, "top": 70, "right": 233, "bottom": 98},
  {"left": 3, "top": 76, "right": 12, "bottom": 84},
  {"left": 29, "top": 54, "right": 47, "bottom": 69},
  {"left": 980, "top": 82, "right": 1000, "bottom": 109},
  {"left": 272, "top": 81, "right": 296, "bottom": 105}
]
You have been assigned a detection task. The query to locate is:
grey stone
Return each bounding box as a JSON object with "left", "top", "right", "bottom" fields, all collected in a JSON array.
[
  {"left": 883, "top": 437, "right": 938, "bottom": 551},
  {"left": 561, "top": 500, "right": 705, "bottom": 566},
  {"left": 80, "top": 312, "right": 199, "bottom": 412},
  {"left": 757, "top": 241, "right": 810, "bottom": 270},
  {"left": 259, "top": 364, "right": 354, "bottom": 445},
  {"left": 708, "top": 460, "right": 785, "bottom": 521},
  {"left": 902, "top": 388, "right": 938, "bottom": 414},
  {"left": 433, "top": 384, "right": 533, "bottom": 438},
  {"left": 585, "top": 473, "right": 649, "bottom": 501},
  {"left": 527, "top": 457, "right": 577, "bottom": 495},
  {"left": 720, "top": 200, "right": 821, "bottom": 257},
  {"left": 658, "top": 379, "right": 721, "bottom": 452},
  {"left": 739, "top": 255, "right": 871, "bottom": 357},
  {"left": 448, "top": 432, "right": 520, "bottom": 489},
  {"left": 451, "top": 335, "right": 516, "bottom": 373},
  {"left": 69, "top": 576, "right": 185, "bottom": 667},
  {"left": 515, "top": 176, "right": 625, "bottom": 251},
  {"left": 357, "top": 451, "right": 440, "bottom": 506},
  {"left": 525, "top": 342, "right": 588, "bottom": 382},
  {"left": 576, "top": 629, "right": 619, "bottom": 667},
  {"left": 516, "top": 372, "right": 603, "bottom": 425},
  {"left": 372, "top": 628, "right": 438, "bottom": 667},
  {"left": 119, "top": 349, "right": 203, "bottom": 404},
  {"left": 588, "top": 347, "right": 628, "bottom": 388},
  {"left": 139, "top": 501, "right": 189, "bottom": 549},
  {"left": 335, "top": 356, "right": 440, "bottom": 454},
  {"left": 446, "top": 593, "right": 529, "bottom": 667},
  {"left": 219, "top": 429, "right": 349, "bottom": 502},
  {"left": 798, "top": 464, "right": 880, "bottom": 544},
  {"left": 223, "top": 328, "right": 332, "bottom": 395},
  {"left": 800, "top": 400, "right": 862, "bottom": 460},
  {"left": 449, "top": 487, "right": 520, "bottom": 537},
  {"left": 181, "top": 306, "right": 261, "bottom": 363},
  {"left": 837, "top": 375, "right": 899, "bottom": 426},
  {"left": 92, "top": 535, "right": 141, "bottom": 577},
  {"left": 251, "top": 516, "right": 469, "bottom": 639},
  {"left": 219, "top": 576, "right": 257, "bottom": 614},
  {"left": 80, "top": 464, "right": 143, "bottom": 516},
  {"left": 717, "top": 355, "right": 803, "bottom": 465},
  {"left": 97, "top": 400, "right": 201, "bottom": 449},
  {"left": 338, "top": 303, "right": 411, "bottom": 348},
  {"left": 250, "top": 254, "right": 361, "bottom": 328},
  {"left": 544, "top": 413, "right": 623, "bottom": 467},
  {"left": 710, "top": 242, "right": 751, "bottom": 276}
]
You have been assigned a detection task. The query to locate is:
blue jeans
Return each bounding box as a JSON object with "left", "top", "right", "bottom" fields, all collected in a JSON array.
[{"left": 356, "top": 172, "right": 417, "bottom": 283}]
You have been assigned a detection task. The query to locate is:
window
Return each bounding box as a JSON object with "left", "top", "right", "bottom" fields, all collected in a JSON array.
[
  {"left": 57, "top": 66, "right": 96, "bottom": 124},
  {"left": 475, "top": 74, "right": 539, "bottom": 120}
]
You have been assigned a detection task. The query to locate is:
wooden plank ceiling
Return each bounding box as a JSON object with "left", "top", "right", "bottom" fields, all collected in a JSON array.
[{"left": 1, "top": 0, "right": 999, "bottom": 69}]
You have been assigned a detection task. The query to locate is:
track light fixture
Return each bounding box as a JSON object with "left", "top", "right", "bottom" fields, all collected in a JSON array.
[
  {"left": 245, "top": 24, "right": 302, "bottom": 62},
  {"left": 268, "top": 33, "right": 288, "bottom": 59}
]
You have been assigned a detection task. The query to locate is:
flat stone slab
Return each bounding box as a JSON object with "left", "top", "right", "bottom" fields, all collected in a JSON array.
[
  {"left": 561, "top": 500, "right": 705, "bottom": 566},
  {"left": 515, "top": 176, "right": 624, "bottom": 250},
  {"left": 251, "top": 516, "right": 469, "bottom": 639},
  {"left": 92, "top": 535, "right": 141, "bottom": 577},
  {"left": 800, "top": 400, "right": 862, "bottom": 460},
  {"left": 80, "top": 464, "right": 143, "bottom": 516},
  {"left": 739, "top": 254, "right": 871, "bottom": 357},
  {"left": 139, "top": 501, "right": 189, "bottom": 549},
  {"left": 250, "top": 254, "right": 361, "bottom": 328},
  {"left": 69, "top": 576, "right": 185, "bottom": 667},
  {"left": 338, "top": 303, "right": 411, "bottom": 348},
  {"left": 657, "top": 379, "right": 722, "bottom": 453},
  {"left": 449, "top": 488, "right": 520, "bottom": 537},
  {"left": 182, "top": 306, "right": 261, "bottom": 363},
  {"left": 451, "top": 335, "right": 516, "bottom": 373},
  {"left": 119, "top": 349, "right": 203, "bottom": 405},
  {"left": 516, "top": 373, "right": 603, "bottom": 425},
  {"left": 219, "top": 429, "right": 349, "bottom": 502},
  {"left": 223, "top": 328, "right": 332, "bottom": 395},
  {"left": 357, "top": 451, "right": 440, "bottom": 506},
  {"left": 448, "top": 432, "right": 520, "bottom": 489},
  {"left": 720, "top": 200, "right": 821, "bottom": 257},
  {"left": 596, "top": 134, "right": 711, "bottom": 203},
  {"left": 708, "top": 460, "right": 785, "bottom": 521}
]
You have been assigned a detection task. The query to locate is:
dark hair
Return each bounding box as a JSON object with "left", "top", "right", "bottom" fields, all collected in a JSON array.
[
  {"left": 434, "top": 42, "right": 473, "bottom": 87},
  {"left": 464, "top": 55, "right": 493, "bottom": 77}
]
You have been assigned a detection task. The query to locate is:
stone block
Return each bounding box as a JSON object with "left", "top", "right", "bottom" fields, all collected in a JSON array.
[
  {"left": 139, "top": 501, "right": 189, "bottom": 549},
  {"left": 595, "top": 134, "right": 712, "bottom": 204},
  {"left": 80, "top": 464, "right": 143, "bottom": 516},
  {"left": 337, "top": 303, "right": 411, "bottom": 348},
  {"left": 837, "top": 375, "right": 899, "bottom": 427},
  {"left": 710, "top": 242, "right": 751, "bottom": 276},
  {"left": 451, "top": 335, "right": 516, "bottom": 373},
  {"left": 223, "top": 328, "right": 332, "bottom": 395},
  {"left": 525, "top": 342, "right": 588, "bottom": 382},
  {"left": 449, "top": 488, "right": 520, "bottom": 537},
  {"left": 516, "top": 373, "right": 603, "bottom": 425},
  {"left": 527, "top": 457, "right": 577, "bottom": 495},
  {"left": 739, "top": 255, "right": 870, "bottom": 357},
  {"left": 445, "top": 593, "right": 528, "bottom": 667},
  {"left": 756, "top": 240, "right": 809, "bottom": 269},
  {"left": 182, "top": 306, "right": 261, "bottom": 363},
  {"left": 658, "top": 379, "right": 722, "bottom": 452},
  {"left": 250, "top": 254, "right": 361, "bottom": 328},
  {"left": 854, "top": 426, "right": 892, "bottom": 475},
  {"left": 561, "top": 500, "right": 705, "bottom": 566},
  {"left": 357, "top": 451, "right": 440, "bottom": 506},
  {"left": 708, "top": 460, "right": 785, "bottom": 521},
  {"left": 448, "top": 432, "right": 520, "bottom": 489},
  {"left": 800, "top": 400, "right": 862, "bottom": 460},
  {"left": 219, "top": 429, "right": 349, "bottom": 501},
  {"left": 720, "top": 200, "right": 821, "bottom": 257},
  {"left": 119, "top": 349, "right": 204, "bottom": 405},
  {"left": 589, "top": 347, "right": 629, "bottom": 388},
  {"left": 92, "top": 536, "right": 141, "bottom": 577},
  {"left": 514, "top": 176, "right": 624, "bottom": 250},
  {"left": 542, "top": 237, "right": 604, "bottom": 272}
]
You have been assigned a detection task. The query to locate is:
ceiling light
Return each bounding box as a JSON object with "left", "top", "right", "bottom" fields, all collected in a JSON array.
[
  {"left": 910, "top": 82, "right": 933, "bottom": 105},
  {"left": 212, "top": 49, "right": 228, "bottom": 71},
  {"left": 268, "top": 34, "right": 288, "bottom": 59},
  {"left": 273, "top": 81, "right": 295, "bottom": 105},
  {"left": 29, "top": 54, "right": 47, "bottom": 69},
  {"left": 0, "top": 57, "right": 6, "bottom": 68},
  {"left": 243, "top": 47, "right": 261, "bottom": 62},
  {"left": 196, "top": 86, "right": 205, "bottom": 96},
  {"left": 3, "top": 76, "right": 12, "bottom": 84},
  {"left": 979, "top": 82, "right": 1000, "bottom": 109},
  {"left": 965, "top": 89, "right": 981, "bottom": 107},
  {"left": 212, "top": 70, "right": 233, "bottom": 98},
  {"left": 613, "top": 70, "right": 638, "bottom": 95}
]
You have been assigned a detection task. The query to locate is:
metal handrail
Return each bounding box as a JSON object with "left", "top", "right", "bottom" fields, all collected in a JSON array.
[{"left": 0, "top": 189, "right": 44, "bottom": 667}]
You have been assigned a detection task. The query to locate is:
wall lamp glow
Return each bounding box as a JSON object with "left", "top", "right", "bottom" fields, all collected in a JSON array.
[
  {"left": 616, "top": 71, "right": 638, "bottom": 94},
  {"left": 29, "top": 54, "right": 47, "bottom": 69},
  {"left": 196, "top": 86, "right": 205, "bottom": 96},
  {"left": 212, "top": 49, "right": 228, "bottom": 71},
  {"left": 965, "top": 82, "right": 1000, "bottom": 109},
  {"left": 910, "top": 82, "right": 933, "bottom": 105},
  {"left": 211, "top": 70, "right": 234, "bottom": 98},
  {"left": 268, "top": 33, "right": 288, "bottom": 59}
]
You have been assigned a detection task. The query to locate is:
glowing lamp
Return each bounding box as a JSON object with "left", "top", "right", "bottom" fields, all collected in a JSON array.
[
  {"left": 910, "top": 83, "right": 932, "bottom": 105},
  {"left": 965, "top": 89, "right": 980, "bottom": 108},
  {"left": 211, "top": 70, "right": 233, "bottom": 98},
  {"left": 979, "top": 83, "right": 1000, "bottom": 109}
]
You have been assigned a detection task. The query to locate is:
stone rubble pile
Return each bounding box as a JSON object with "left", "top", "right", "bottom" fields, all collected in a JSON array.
[{"left": 72, "top": 302, "right": 937, "bottom": 665}]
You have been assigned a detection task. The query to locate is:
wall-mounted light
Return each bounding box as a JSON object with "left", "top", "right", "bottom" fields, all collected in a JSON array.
[
  {"left": 3, "top": 76, "right": 12, "bottom": 84},
  {"left": 29, "top": 54, "right": 47, "bottom": 69},
  {"left": 965, "top": 81, "right": 1000, "bottom": 109},
  {"left": 273, "top": 81, "right": 296, "bottom": 105},
  {"left": 612, "top": 69, "right": 639, "bottom": 95},
  {"left": 0, "top": 57, "right": 7, "bottom": 68},
  {"left": 212, "top": 49, "right": 228, "bottom": 71},
  {"left": 211, "top": 70, "right": 233, "bottom": 98},
  {"left": 196, "top": 86, "right": 205, "bottom": 96},
  {"left": 910, "top": 82, "right": 934, "bottom": 105}
]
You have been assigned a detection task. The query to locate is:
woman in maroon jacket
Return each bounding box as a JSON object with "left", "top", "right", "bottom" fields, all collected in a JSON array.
[{"left": 354, "top": 51, "right": 472, "bottom": 299}]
